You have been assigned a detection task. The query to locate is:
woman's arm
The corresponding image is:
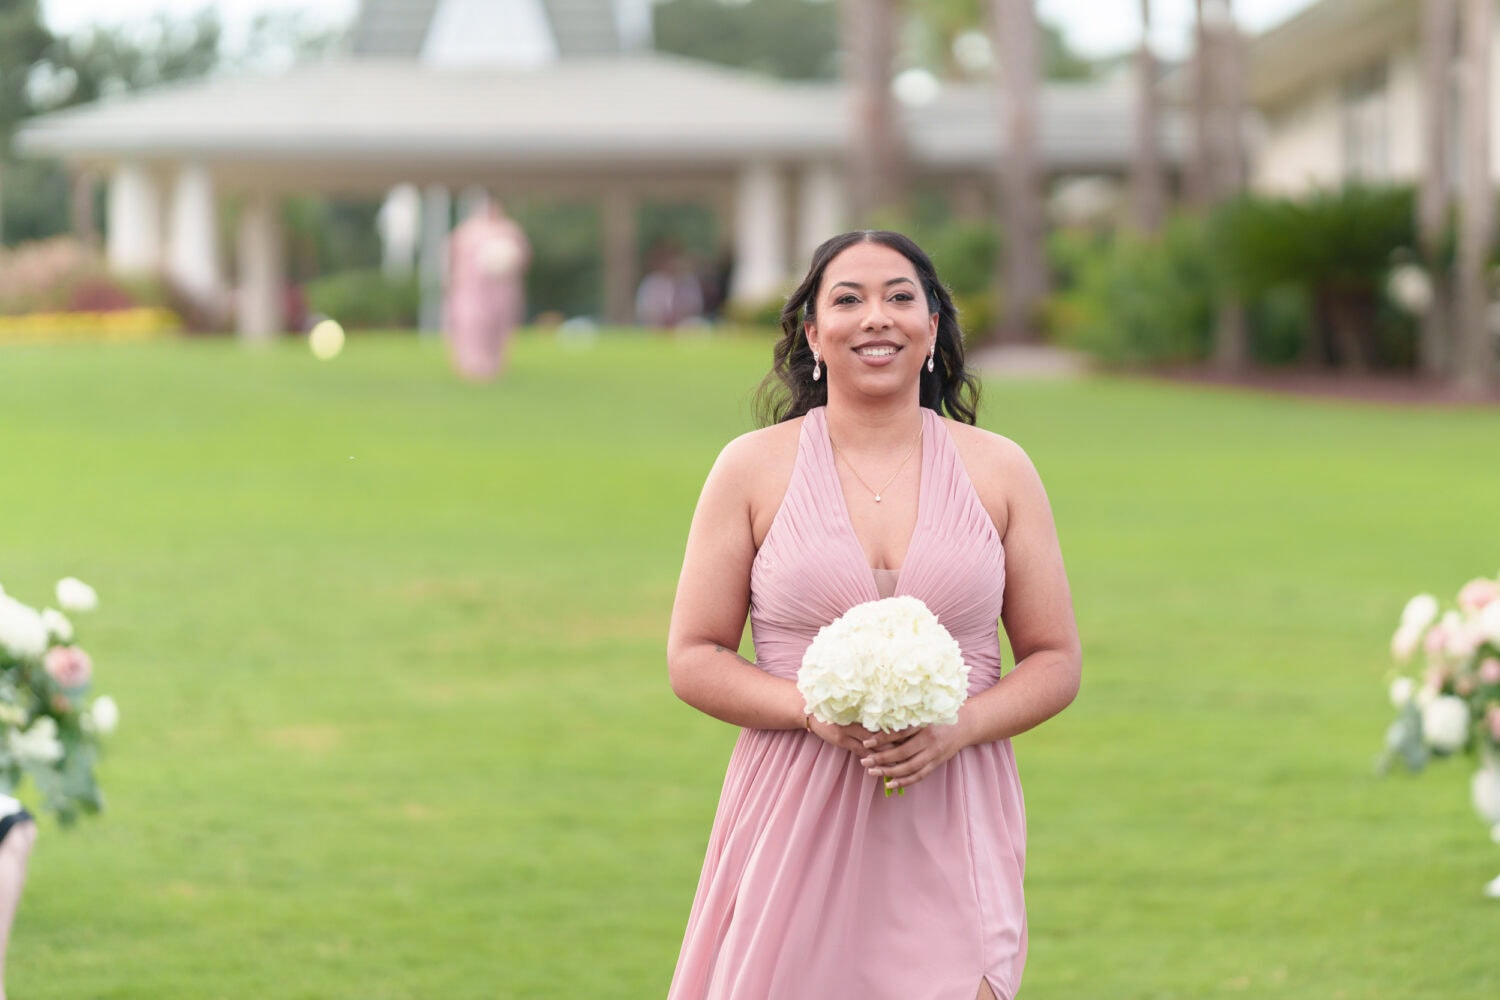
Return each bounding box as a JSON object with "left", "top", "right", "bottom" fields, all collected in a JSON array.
[
  {"left": 666, "top": 434, "right": 808, "bottom": 731},
  {"left": 858, "top": 435, "right": 1082, "bottom": 790}
]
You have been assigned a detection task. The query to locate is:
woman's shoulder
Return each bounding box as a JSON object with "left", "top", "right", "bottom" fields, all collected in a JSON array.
[
  {"left": 710, "top": 416, "right": 806, "bottom": 485},
  {"left": 939, "top": 417, "right": 1036, "bottom": 476}
]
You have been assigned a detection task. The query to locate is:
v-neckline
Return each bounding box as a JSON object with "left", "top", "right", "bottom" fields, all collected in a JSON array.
[{"left": 814, "top": 406, "right": 929, "bottom": 600}]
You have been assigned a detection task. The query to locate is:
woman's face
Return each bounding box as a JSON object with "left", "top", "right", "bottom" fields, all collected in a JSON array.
[{"left": 805, "top": 242, "right": 938, "bottom": 396}]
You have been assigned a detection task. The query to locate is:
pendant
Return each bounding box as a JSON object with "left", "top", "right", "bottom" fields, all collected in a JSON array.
[{"left": 874, "top": 495, "right": 882, "bottom": 502}]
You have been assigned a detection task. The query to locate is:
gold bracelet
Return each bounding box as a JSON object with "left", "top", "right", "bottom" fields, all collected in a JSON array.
[{"left": 803, "top": 713, "right": 813, "bottom": 732}]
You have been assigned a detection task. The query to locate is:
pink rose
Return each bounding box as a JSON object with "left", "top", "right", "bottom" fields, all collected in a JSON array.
[
  {"left": 1425, "top": 623, "right": 1450, "bottom": 658},
  {"left": 43, "top": 645, "right": 92, "bottom": 688},
  {"left": 1459, "top": 578, "right": 1500, "bottom": 615}
]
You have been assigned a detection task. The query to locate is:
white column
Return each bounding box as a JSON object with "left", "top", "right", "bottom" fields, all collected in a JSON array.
[
  {"left": 730, "top": 160, "right": 789, "bottom": 305},
  {"left": 602, "top": 187, "right": 638, "bottom": 325},
  {"left": 795, "top": 160, "right": 845, "bottom": 265},
  {"left": 166, "top": 162, "right": 223, "bottom": 302},
  {"left": 236, "top": 193, "right": 284, "bottom": 341},
  {"left": 106, "top": 162, "right": 163, "bottom": 275},
  {"left": 378, "top": 184, "right": 421, "bottom": 278},
  {"left": 418, "top": 185, "right": 451, "bottom": 334}
]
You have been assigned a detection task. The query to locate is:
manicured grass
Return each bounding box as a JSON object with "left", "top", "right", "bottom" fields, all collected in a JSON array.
[{"left": 1, "top": 331, "right": 1497, "bottom": 998}]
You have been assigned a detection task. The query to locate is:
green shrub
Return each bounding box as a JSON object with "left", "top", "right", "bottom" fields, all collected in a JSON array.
[
  {"left": 1049, "top": 215, "right": 1216, "bottom": 365},
  {"left": 1212, "top": 185, "right": 1417, "bottom": 368},
  {"left": 303, "top": 269, "right": 419, "bottom": 330}
]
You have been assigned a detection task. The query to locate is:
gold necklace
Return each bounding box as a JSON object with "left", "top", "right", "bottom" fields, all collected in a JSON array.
[{"left": 830, "top": 428, "right": 922, "bottom": 503}]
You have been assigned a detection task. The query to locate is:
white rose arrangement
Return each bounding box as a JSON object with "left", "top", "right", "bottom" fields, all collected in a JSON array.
[
  {"left": 1381, "top": 573, "right": 1500, "bottom": 772},
  {"left": 0, "top": 576, "right": 118, "bottom": 824},
  {"left": 798, "top": 596, "right": 969, "bottom": 796}
]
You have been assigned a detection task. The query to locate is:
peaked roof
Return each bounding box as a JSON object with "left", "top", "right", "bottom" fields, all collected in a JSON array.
[{"left": 348, "top": 0, "right": 442, "bottom": 57}]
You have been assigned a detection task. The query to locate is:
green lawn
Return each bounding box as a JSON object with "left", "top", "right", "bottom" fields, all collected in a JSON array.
[{"left": 1, "top": 331, "right": 1497, "bottom": 998}]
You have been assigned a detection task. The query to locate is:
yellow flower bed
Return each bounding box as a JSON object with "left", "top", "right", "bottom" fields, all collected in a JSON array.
[{"left": 0, "top": 308, "right": 182, "bottom": 344}]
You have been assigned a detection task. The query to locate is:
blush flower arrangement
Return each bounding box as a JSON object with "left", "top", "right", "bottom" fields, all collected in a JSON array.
[
  {"left": 0, "top": 577, "right": 118, "bottom": 824},
  {"left": 798, "top": 596, "right": 969, "bottom": 796},
  {"left": 1379, "top": 571, "right": 1500, "bottom": 895}
]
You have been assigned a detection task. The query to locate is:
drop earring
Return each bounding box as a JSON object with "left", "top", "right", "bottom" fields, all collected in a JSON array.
[
  {"left": 926, "top": 346, "right": 935, "bottom": 373},
  {"left": 812, "top": 350, "right": 822, "bottom": 382}
]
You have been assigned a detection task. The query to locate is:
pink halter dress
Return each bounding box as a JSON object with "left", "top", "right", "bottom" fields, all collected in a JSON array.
[{"left": 669, "top": 406, "right": 1028, "bottom": 1000}]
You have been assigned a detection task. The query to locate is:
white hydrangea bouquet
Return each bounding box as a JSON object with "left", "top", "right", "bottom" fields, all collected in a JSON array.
[
  {"left": 798, "top": 596, "right": 969, "bottom": 797},
  {"left": 0, "top": 577, "right": 118, "bottom": 825},
  {"left": 1379, "top": 573, "right": 1500, "bottom": 896}
]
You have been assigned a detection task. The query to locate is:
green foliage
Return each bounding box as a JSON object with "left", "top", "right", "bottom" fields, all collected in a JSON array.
[
  {"left": 1212, "top": 185, "right": 1419, "bottom": 368},
  {"left": 282, "top": 197, "right": 384, "bottom": 282},
  {"left": 653, "top": 0, "right": 839, "bottom": 80},
  {"left": 302, "top": 268, "right": 418, "bottom": 330},
  {"left": 0, "top": 0, "right": 51, "bottom": 143},
  {"left": 916, "top": 219, "right": 996, "bottom": 297},
  {"left": 904, "top": 0, "right": 1096, "bottom": 80},
  {"left": 1048, "top": 217, "right": 1217, "bottom": 365},
  {"left": 0, "top": 156, "right": 70, "bottom": 244},
  {"left": 36, "top": 10, "right": 221, "bottom": 112},
  {"left": 509, "top": 200, "right": 604, "bottom": 320},
  {"left": 2, "top": 336, "right": 1500, "bottom": 996},
  {"left": 1212, "top": 185, "right": 1417, "bottom": 298}
]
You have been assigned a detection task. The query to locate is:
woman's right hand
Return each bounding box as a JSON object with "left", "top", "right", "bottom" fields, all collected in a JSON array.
[{"left": 806, "top": 717, "right": 878, "bottom": 757}]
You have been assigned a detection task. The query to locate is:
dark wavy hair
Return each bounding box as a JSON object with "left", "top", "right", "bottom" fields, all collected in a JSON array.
[{"left": 752, "top": 230, "right": 981, "bottom": 427}]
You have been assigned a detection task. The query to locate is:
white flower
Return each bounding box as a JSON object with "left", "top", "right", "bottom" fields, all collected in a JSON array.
[
  {"left": 1401, "top": 594, "right": 1440, "bottom": 632},
  {"left": 1391, "top": 624, "right": 1423, "bottom": 662},
  {"left": 0, "top": 596, "right": 48, "bottom": 660},
  {"left": 1479, "top": 601, "right": 1500, "bottom": 647},
  {"left": 798, "top": 596, "right": 970, "bottom": 733},
  {"left": 1387, "top": 264, "right": 1434, "bottom": 314},
  {"left": 1389, "top": 676, "right": 1415, "bottom": 708},
  {"left": 88, "top": 695, "right": 119, "bottom": 736},
  {"left": 1421, "top": 695, "right": 1471, "bottom": 753},
  {"left": 7, "top": 717, "right": 64, "bottom": 764},
  {"left": 1436, "top": 610, "right": 1480, "bottom": 660},
  {"left": 41, "top": 608, "right": 73, "bottom": 644},
  {"left": 55, "top": 578, "right": 97, "bottom": 613}
]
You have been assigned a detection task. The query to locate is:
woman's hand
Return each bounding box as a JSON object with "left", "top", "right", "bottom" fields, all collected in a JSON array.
[{"left": 854, "top": 718, "right": 971, "bottom": 792}]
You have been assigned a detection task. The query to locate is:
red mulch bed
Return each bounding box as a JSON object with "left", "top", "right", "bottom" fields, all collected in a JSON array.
[{"left": 1150, "top": 365, "right": 1500, "bottom": 408}]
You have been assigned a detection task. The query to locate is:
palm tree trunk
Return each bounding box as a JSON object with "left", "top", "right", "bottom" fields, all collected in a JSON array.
[
  {"left": 1418, "top": 0, "right": 1458, "bottom": 377},
  {"left": 992, "top": 0, "right": 1046, "bottom": 342},
  {"left": 841, "top": 0, "right": 905, "bottom": 224},
  {"left": 1456, "top": 0, "right": 1496, "bottom": 394},
  {"left": 1188, "top": 0, "right": 1213, "bottom": 208},
  {"left": 1132, "top": 0, "right": 1166, "bottom": 234},
  {"left": 1207, "top": 0, "right": 1249, "bottom": 369}
]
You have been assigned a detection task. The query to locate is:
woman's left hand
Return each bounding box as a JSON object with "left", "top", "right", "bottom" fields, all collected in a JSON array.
[{"left": 857, "top": 716, "right": 971, "bottom": 792}]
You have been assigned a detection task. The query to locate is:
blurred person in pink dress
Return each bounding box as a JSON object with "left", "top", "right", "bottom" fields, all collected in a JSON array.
[
  {"left": 444, "top": 197, "right": 530, "bottom": 381},
  {"left": 666, "top": 230, "right": 1081, "bottom": 999}
]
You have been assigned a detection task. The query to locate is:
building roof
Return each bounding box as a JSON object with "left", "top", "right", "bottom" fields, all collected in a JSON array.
[
  {"left": 15, "top": 54, "right": 1180, "bottom": 193},
  {"left": 1246, "top": 0, "right": 1417, "bottom": 109}
]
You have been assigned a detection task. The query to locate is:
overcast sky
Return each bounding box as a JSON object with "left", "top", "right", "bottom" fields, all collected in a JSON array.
[{"left": 41, "top": 0, "right": 1318, "bottom": 60}]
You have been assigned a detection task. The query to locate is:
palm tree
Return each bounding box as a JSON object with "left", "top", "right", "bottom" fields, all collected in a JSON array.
[
  {"left": 1196, "top": 0, "right": 1249, "bottom": 368},
  {"left": 1456, "top": 0, "right": 1496, "bottom": 393},
  {"left": 841, "top": 0, "right": 905, "bottom": 224},
  {"left": 1132, "top": 0, "right": 1166, "bottom": 233},
  {"left": 1416, "top": 0, "right": 1456, "bottom": 376},
  {"left": 991, "top": 0, "right": 1046, "bottom": 342}
]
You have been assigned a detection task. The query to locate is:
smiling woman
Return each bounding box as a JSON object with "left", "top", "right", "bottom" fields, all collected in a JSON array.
[{"left": 665, "top": 230, "right": 1082, "bottom": 999}]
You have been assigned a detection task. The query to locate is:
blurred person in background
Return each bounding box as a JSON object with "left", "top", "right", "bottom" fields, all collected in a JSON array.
[
  {"left": 635, "top": 241, "right": 705, "bottom": 329},
  {"left": 444, "top": 196, "right": 530, "bottom": 381}
]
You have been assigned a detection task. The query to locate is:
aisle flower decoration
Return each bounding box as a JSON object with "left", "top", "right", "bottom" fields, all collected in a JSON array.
[
  {"left": 798, "top": 596, "right": 969, "bottom": 797},
  {"left": 1379, "top": 570, "right": 1500, "bottom": 895},
  {"left": 0, "top": 577, "right": 117, "bottom": 824}
]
